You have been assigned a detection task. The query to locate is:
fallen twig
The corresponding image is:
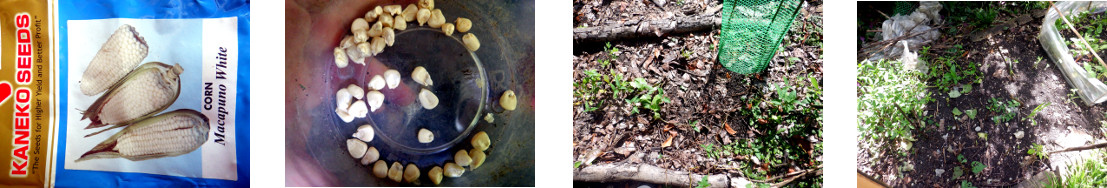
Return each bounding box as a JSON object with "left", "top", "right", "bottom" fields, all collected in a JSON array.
[
  {"left": 1048, "top": 142, "right": 1107, "bottom": 154},
  {"left": 771, "top": 166, "right": 823, "bottom": 187},
  {"left": 573, "top": 15, "right": 721, "bottom": 43},
  {"left": 857, "top": 25, "right": 942, "bottom": 60}
]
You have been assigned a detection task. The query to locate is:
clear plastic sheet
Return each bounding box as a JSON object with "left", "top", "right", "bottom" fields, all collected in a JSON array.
[
  {"left": 872, "top": 1, "right": 942, "bottom": 63},
  {"left": 1038, "top": 1, "right": 1107, "bottom": 105}
]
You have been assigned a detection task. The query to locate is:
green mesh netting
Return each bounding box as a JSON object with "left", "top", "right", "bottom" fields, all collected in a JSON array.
[
  {"left": 718, "top": 0, "right": 802, "bottom": 74},
  {"left": 893, "top": 2, "right": 916, "bottom": 16}
]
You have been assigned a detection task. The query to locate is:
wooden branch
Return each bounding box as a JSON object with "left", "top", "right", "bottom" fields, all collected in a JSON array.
[
  {"left": 858, "top": 26, "right": 941, "bottom": 60},
  {"left": 1049, "top": 142, "right": 1107, "bottom": 154},
  {"left": 771, "top": 166, "right": 822, "bottom": 187},
  {"left": 574, "top": 163, "right": 731, "bottom": 188},
  {"left": 573, "top": 15, "right": 722, "bottom": 43}
]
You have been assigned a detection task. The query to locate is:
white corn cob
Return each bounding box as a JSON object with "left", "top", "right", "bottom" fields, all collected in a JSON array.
[
  {"left": 77, "top": 109, "right": 209, "bottom": 162},
  {"left": 82, "top": 62, "right": 182, "bottom": 135},
  {"left": 80, "top": 24, "right": 149, "bottom": 96}
]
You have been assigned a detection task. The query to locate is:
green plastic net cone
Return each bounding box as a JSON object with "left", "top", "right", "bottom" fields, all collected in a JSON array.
[
  {"left": 718, "top": 0, "right": 802, "bottom": 74},
  {"left": 893, "top": 1, "right": 917, "bottom": 16}
]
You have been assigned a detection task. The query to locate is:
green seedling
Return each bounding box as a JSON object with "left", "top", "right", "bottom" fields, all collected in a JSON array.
[
  {"left": 953, "top": 167, "right": 964, "bottom": 179},
  {"left": 696, "top": 175, "right": 710, "bottom": 188},
  {"left": 1026, "top": 102, "right": 1051, "bottom": 126},
  {"left": 599, "top": 42, "right": 619, "bottom": 67},
  {"left": 962, "top": 180, "right": 976, "bottom": 188},
  {"left": 971, "top": 161, "right": 986, "bottom": 175},
  {"left": 1028, "top": 143, "right": 1048, "bottom": 160}
]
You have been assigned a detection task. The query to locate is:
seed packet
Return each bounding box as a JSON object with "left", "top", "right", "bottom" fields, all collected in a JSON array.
[{"left": 53, "top": 0, "right": 250, "bottom": 187}]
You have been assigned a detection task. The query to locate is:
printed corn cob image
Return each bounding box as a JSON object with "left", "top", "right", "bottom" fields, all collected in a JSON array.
[
  {"left": 77, "top": 109, "right": 209, "bottom": 162},
  {"left": 81, "top": 62, "right": 182, "bottom": 136},
  {"left": 79, "top": 24, "right": 149, "bottom": 96}
]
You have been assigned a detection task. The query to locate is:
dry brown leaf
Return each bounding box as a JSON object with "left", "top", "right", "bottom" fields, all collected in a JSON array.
[
  {"left": 661, "top": 134, "right": 674, "bottom": 148},
  {"left": 724, "top": 122, "right": 736, "bottom": 135}
]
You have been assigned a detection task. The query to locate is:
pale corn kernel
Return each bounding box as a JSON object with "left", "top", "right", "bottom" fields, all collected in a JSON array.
[
  {"left": 418, "top": 89, "right": 439, "bottom": 110},
  {"left": 463, "top": 33, "right": 480, "bottom": 52},
  {"left": 444, "top": 163, "right": 464, "bottom": 177},
  {"left": 366, "top": 90, "right": 385, "bottom": 112},
  {"left": 455, "top": 18, "right": 472, "bottom": 33},
  {"left": 393, "top": 14, "right": 408, "bottom": 30},
  {"left": 348, "top": 100, "right": 369, "bottom": 118},
  {"left": 345, "top": 45, "right": 365, "bottom": 65},
  {"left": 334, "top": 47, "right": 349, "bottom": 68},
  {"left": 442, "top": 23, "right": 455, "bottom": 36},
  {"left": 402, "top": 4, "right": 418, "bottom": 22},
  {"left": 380, "top": 14, "right": 394, "bottom": 28},
  {"left": 346, "top": 84, "right": 364, "bottom": 99},
  {"left": 340, "top": 35, "right": 356, "bottom": 48},
  {"left": 417, "top": 128, "right": 434, "bottom": 143},
  {"left": 368, "top": 21, "right": 383, "bottom": 38},
  {"left": 368, "top": 75, "right": 385, "bottom": 90},
  {"left": 403, "top": 164, "right": 420, "bottom": 182},
  {"left": 454, "top": 149, "right": 472, "bottom": 166},
  {"left": 360, "top": 146, "right": 379, "bottom": 165},
  {"left": 500, "top": 90, "right": 517, "bottom": 110},
  {"left": 388, "top": 162, "right": 404, "bottom": 182},
  {"left": 352, "top": 124, "right": 375, "bottom": 142},
  {"left": 356, "top": 42, "right": 371, "bottom": 62},
  {"left": 428, "top": 166, "right": 443, "bottom": 184},
  {"left": 346, "top": 139, "right": 367, "bottom": 159},
  {"left": 373, "top": 160, "right": 389, "bottom": 178},
  {"left": 385, "top": 5, "right": 403, "bottom": 15},
  {"left": 428, "top": 9, "right": 445, "bottom": 28},
  {"left": 411, "top": 66, "right": 432, "bottom": 86},
  {"left": 336, "top": 108, "right": 355, "bottom": 123},
  {"left": 371, "top": 37, "right": 386, "bottom": 56},
  {"left": 384, "top": 69, "right": 401, "bottom": 89},
  {"left": 471, "top": 131, "right": 490, "bottom": 151},
  {"left": 417, "top": 8, "right": 430, "bottom": 26},
  {"left": 336, "top": 88, "right": 352, "bottom": 110},
  {"left": 351, "top": 18, "right": 369, "bottom": 34},
  {"left": 484, "top": 113, "right": 494, "bottom": 123},
  {"left": 383, "top": 28, "right": 396, "bottom": 46},
  {"left": 418, "top": 0, "right": 434, "bottom": 9},
  {"left": 469, "top": 149, "right": 486, "bottom": 170}
]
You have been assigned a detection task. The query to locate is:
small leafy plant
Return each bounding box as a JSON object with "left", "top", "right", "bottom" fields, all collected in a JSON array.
[
  {"left": 1029, "top": 143, "right": 1048, "bottom": 160},
  {"left": 962, "top": 180, "right": 976, "bottom": 188},
  {"left": 987, "top": 97, "right": 1020, "bottom": 124},
  {"left": 696, "top": 175, "right": 710, "bottom": 188},
  {"left": 859, "top": 60, "right": 929, "bottom": 156},
  {"left": 971, "top": 161, "right": 986, "bottom": 175},
  {"left": 625, "top": 78, "right": 670, "bottom": 119},
  {"left": 599, "top": 42, "right": 619, "bottom": 67},
  {"left": 574, "top": 69, "right": 607, "bottom": 112}
]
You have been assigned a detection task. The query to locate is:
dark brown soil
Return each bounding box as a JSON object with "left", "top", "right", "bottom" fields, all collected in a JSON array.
[
  {"left": 857, "top": 3, "right": 1107, "bottom": 187},
  {"left": 573, "top": 0, "right": 823, "bottom": 185}
]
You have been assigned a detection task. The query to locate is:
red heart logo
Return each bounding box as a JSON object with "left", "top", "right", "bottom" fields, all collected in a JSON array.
[{"left": 0, "top": 82, "right": 11, "bottom": 105}]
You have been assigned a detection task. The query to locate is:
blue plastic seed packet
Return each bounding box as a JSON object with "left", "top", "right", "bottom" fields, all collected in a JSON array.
[{"left": 54, "top": 0, "right": 249, "bottom": 187}]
